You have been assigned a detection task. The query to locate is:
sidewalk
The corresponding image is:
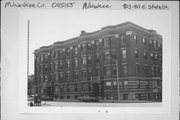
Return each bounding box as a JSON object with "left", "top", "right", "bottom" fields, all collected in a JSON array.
[{"left": 28, "top": 100, "right": 161, "bottom": 107}]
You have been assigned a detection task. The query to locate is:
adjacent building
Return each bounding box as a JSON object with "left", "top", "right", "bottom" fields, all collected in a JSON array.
[
  {"left": 28, "top": 75, "right": 35, "bottom": 96},
  {"left": 33, "top": 22, "right": 162, "bottom": 101}
]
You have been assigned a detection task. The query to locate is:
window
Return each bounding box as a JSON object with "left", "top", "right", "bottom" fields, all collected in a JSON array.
[
  {"left": 151, "top": 66, "right": 154, "bottom": 75},
  {"left": 74, "top": 71, "right": 78, "bottom": 79},
  {"left": 122, "top": 64, "right": 127, "bottom": 74},
  {"left": 55, "top": 74, "right": 58, "bottom": 81},
  {"left": 106, "top": 81, "right": 111, "bottom": 86},
  {"left": 50, "top": 75, "right": 54, "bottom": 81},
  {"left": 81, "top": 43, "right": 86, "bottom": 52},
  {"left": 66, "top": 72, "right": 70, "bottom": 80},
  {"left": 159, "top": 55, "right": 162, "bottom": 62},
  {"left": 104, "top": 51, "right": 110, "bottom": 60},
  {"left": 144, "top": 65, "right": 148, "bottom": 74},
  {"left": 112, "top": 66, "right": 117, "bottom": 75},
  {"left": 143, "top": 51, "right": 148, "bottom": 60},
  {"left": 134, "top": 49, "right": 139, "bottom": 58},
  {"left": 87, "top": 42, "right": 92, "bottom": 50},
  {"left": 120, "top": 35, "right": 124, "bottom": 39},
  {"left": 157, "top": 66, "right": 160, "bottom": 75},
  {"left": 40, "top": 55, "right": 44, "bottom": 62},
  {"left": 59, "top": 61, "right": 63, "bottom": 69},
  {"left": 55, "top": 62, "right": 58, "bottom": 69},
  {"left": 45, "top": 75, "right": 48, "bottom": 82},
  {"left": 82, "top": 71, "right": 87, "bottom": 78},
  {"left": 154, "top": 53, "right": 158, "bottom": 60},
  {"left": 66, "top": 60, "right": 70, "bottom": 68},
  {"left": 154, "top": 40, "right": 157, "bottom": 48},
  {"left": 44, "top": 64, "right": 48, "bottom": 72},
  {"left": 111, "top": 50, "right": 117, "bottom": 59},
  {"left": 74, "top": 84, "right": 78, "bottom": 92},
  {"left": 123, "top": 94, "right": 129, "bottom": 100},
  {"left": 122, "top": 49, "right": 127, "bottom": 60},
  {"left": 120, "top": 34, "right": 125, "bottom": 45},
  {"left": 111, "top": 37, "right": 116, "bottom": 45},
  {"left": 136, "top": 64, "right": 140, "bottom": 74},
  {"left": 74, "top": 46, "right": 78, "bottom": 55},
  {"left": 95, "top": 69, "right": 100, "bottom": 76},
  {"left": 103, "top": 37, "right": 110, "bottom": 47},
  {"left": 60, "top": 85, "right": 64, "bottom": 92},
  {"left": 67, "top": 96, "right": 70, "bottom": 99},
  {"left": 154, "top": 66, "right": 157, "bottom": 75},
  {"left": 66, "top": 48, "right": 70, "bottom": 56},
  {"left": 113, "top": 81, "right": 117, "bottom": 85},
  {"left": 36, "top": 66, "right": 39, "bottom": 73},
  {"left": 59, "top": 50, "right": 63, "bottom": 57},
  {"left": 88, "top": 69, "right": 92, "bottom": 78},
  {"left": 45, "top": 54, "right": 48, "bottom": 60},
  {"left": 134, "top": 34, "right": 138, "bottom": 43},
  {"left": 150, "top": 52, "right": 154, "bottom": 61},
  {"left": 82, "top": 56, "right": 86, "bottom": 65},
  {"left": 51, "top": 52, "right": 54, "bottom": 59},
  {"left": 75, "top": 95, "right": 78, "bottom": 99},
  {"left": 40, "top": 76, "right": 43, "bottom": 83},
  {"left": 39, "top": 65, "right": 42, "bottom": 73},
  {"left": 74, "top": 59, "right": 78, "bottom": 67},
  {"left": 36, "top": 56, "right": 39, "bottom": 63},
  {"left": 55, "top": 51, "right": 58, "bottom": 58},
  {"left": 50, "top": 64, "right": 53, "bottom": 72},
  {"left": 105, "top": 67, "right": 111, "bottom": 76},
  {"left": 82, "top": 83, "right": 88, "bottom": 91},
  {"left": 59, "top": 72, "right": 63, "bottom": 79},
  {"left": 158, "top": 43, "right": 162, "bottom": 49},
  {"left": 54, "top": 86, "right": 59, "bottom": 92},
  {"left": 87, "top": 56, "right": 92, "bottom": 64},
  {"left": 68, "top": 84, "right": 74, "bottom": 92},
  {"left": 149, "top": 40, "right": 153, "bottom": 47},
  {"left": 142, "top": 38, "right": 147, "bottom": 46},
  {"left": 66, "top": 85, "right": 70, "bottom": 92},
  {"left": 95, "top": 54, "right": 100, "bottom": 63},
  {"left": 95, "top": 40, "right": 99, "bottom": 49}
]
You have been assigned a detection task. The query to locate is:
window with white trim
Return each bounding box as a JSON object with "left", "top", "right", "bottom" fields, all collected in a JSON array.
[
  {"left": 82, "top": 56, "right": 86, "bottom": 65},
  {"left": 122, "top": 49, "right": 127, "bottom": 60}
]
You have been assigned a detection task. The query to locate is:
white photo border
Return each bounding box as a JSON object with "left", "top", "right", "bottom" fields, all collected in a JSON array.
[{"left": 1, "top": 1, "right": 179, "bottom": 120}]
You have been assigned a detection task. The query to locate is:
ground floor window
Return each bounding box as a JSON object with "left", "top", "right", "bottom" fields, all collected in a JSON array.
[
  {"left": 54, "top": 95, "right": 58, "bottom": 99},
  {"left": 60, "top": 96, "right": 63, "bottom": 99},
  {"left": 123, "top": 94, "right": 129, "bottom": 100},
  {"left": 75, "top": 95, "right": 78, "bottom": 99},
  {"left": 67, "top": 96, "right": 70, "bottom": 99}
]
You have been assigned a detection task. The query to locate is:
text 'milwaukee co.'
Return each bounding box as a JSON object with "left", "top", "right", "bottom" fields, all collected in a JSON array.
[{"left": 4, "top": 2, "right": 111, "bottom": 9}]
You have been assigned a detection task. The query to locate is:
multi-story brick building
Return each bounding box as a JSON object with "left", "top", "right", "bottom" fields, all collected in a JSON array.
[{"left": 33, "top": 22, "right": 162, "bottom": 101}]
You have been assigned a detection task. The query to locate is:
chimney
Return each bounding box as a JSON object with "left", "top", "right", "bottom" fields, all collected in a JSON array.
[{"left": 80, "top": 30, "right": 86, "bottom": 36}]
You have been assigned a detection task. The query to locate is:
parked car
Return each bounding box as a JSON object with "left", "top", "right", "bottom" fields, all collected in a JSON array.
[{"left": 77, "top": 96, "right": 99, "bottom": 102}]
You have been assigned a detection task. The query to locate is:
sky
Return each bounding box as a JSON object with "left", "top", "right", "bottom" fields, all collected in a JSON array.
[{"left": 19, "top": 9, "right": 171, "bottom": 75}]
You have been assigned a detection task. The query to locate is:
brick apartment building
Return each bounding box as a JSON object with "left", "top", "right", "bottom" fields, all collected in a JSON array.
[{"left": 33, "top": 22, "right": 162, "bottom": 101}]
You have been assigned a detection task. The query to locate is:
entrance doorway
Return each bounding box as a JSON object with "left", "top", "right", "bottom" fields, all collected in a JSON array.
[
  {"left": 47, "top": 87, "right": 53, "bottom": 97},
  {"left": 92, "top": 83, "right": 99, "bottom": 97}
]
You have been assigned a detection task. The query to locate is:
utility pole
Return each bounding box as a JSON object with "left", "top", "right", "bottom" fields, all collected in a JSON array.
[{"left": 27, "top": 20, "right": 30, "bottom": 77}]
